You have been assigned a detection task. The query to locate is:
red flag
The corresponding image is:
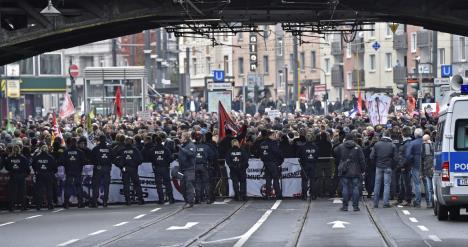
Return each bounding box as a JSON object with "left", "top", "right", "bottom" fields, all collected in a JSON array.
[
  {"left": 115, "top": 87, "right": 122, "bottom": 117},
  {"left": 59, "top": 93, "right": 75, "bottom": 118},
  {"left": 218, "top": 101, "right": 239, "bottom": 141}
]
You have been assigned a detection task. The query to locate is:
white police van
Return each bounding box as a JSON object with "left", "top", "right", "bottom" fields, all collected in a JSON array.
[{"left": 433, "top": 76, "right": 468, "bottom": 221}]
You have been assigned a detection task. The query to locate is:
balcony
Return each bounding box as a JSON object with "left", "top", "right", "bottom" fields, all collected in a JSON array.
[
  {"left": 393, "top": 33, "right": 407, "bottom": 50},
  {"left": 351, "top": 39, "right": 364, "bottom": 54},
  {"left": 331, "top": 41, "right": 343, "bottom": 56},
  {"left": 417, "top": 30, "right": 432, "bottom": 48},
  {"left": 331, "top": 64, "right": 344, "bottom": 87},
  {"left": 352, "top": 69, "right": 365, "bottom": 87},
  {"left": 393, "top": 65, "right": 407, "bottom": 84}
]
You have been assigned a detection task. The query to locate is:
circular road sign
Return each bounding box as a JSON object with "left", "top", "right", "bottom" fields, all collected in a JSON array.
[{"left": 69, "top": 64, "right": 79, "bottom": 78}]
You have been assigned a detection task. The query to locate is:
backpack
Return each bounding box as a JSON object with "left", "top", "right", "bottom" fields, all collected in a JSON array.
[{"left": 338, "top": 146, "right": 356, "bottom": 177}]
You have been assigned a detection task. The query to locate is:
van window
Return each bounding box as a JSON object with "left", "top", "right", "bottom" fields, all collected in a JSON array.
[
  {"left": 435, "top": 121, "right": 445, "bottom": 152},
  {"left": 455, "top": 119, "right": 468, "bottom": 151}
]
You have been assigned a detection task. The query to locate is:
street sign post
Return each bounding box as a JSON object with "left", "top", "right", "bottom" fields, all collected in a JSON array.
[
  {"left": 69, "top": 64, "right": 80, "bottom": 78},
  {"left": 434, "top": 78, "right": 450, "bottom": 85}
]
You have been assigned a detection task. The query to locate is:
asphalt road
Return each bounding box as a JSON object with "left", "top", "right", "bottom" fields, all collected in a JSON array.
[{"left": 0, "top": 198, "right": 467, "bottom": 247}]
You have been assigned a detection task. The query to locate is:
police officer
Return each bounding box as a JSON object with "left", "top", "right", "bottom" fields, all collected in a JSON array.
[
  {"left": 193, "top": 132, "right": 216, "bottom": 204},
  {"left": 5, "top": 145, "right": 31, "bottom": 211},
  {"left": 178, "top": 132, "right": 197, "bottom": 208},
  {"left": 142, "top": 135, "right": 174, "bottom": 204},
  {"left": 225, "top": 139, "right": 249, "bottom": 201},
  {"left": 90, "top": 135, "right": 113, "bottom": 208},
  {"left": 298, "top": 133, "right": 319, "bottom": 200},
  {"left": 32, "top": 145, "right": 57, "bottom": 210},
  {"left": 117, "top": 137, "right": 144, "bottom": 205},
  {"left": 61, "top": 138, "right": 86, "bottom": 209},
  {"left": 260, "top": 131, "right": 284, "bottom": 199}
]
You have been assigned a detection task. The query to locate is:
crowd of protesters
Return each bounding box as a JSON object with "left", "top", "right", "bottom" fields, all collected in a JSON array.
[{"left": 0, "top": 93, "right": 437, "bottom": 212}]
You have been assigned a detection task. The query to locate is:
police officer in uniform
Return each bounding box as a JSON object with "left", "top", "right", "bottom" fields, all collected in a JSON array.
[
  {"left": 260, "top": 131, "right": 284, "bottom": 199},
  {"left": 225, "top": 139, "right": 249, "bottom": 201},
  {"left": 31, "top": 145, "right": 57, "bottom": 210},
  {"left": 5, "top": 145, "right": 31, "bottom": 211},
  {"left": 178, "top": 132, "right": 197, "bottom": 208},
  {"left": 297, "top": 133, "right": 319, "bottom": 200},
  {"left": 142, "top": 135, "right": 174, "bottom": 204},
  {"left": 61, "top": 138, "right": 86, "bottom": 208},
  {"left": 193, "top": 132, "right": 216, "bottom": 204},
  {"left": 90, "top": 135, "right": 113, "bottom": 207},
  {"left": 117, "top": 137, "right": 144, "bottom": 205}
]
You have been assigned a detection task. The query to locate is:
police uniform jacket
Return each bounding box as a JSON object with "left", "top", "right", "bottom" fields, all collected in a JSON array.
[
  {"left": 5, "top": 154, "right": 31, "bottom": 177},
  {"left": 119, "top": 145, "right": 143, "bottom": 170},
  {"left": 298, "top": 142, "right": 319, "bottom": 166},
  {"left": 260, "top": 139, "right": 284, "bottom": 167},
  {"left": 32, "top": 152, "right": 57, "bottom": 175},
  {"left": 60, "top": 148, "right": 86, "bottom": 177},
  {"left": 225, "top": 147, "right": 249, "bottom": 170},
  {"left": 91, "top": 143, "right": 113, "bottom": 172},
  {"left": 142, "top": 143, "right": 172, "bottom": 168}
]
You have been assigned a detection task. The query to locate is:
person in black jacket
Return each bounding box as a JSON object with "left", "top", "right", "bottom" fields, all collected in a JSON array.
[
  {"left": 334, "top": 133, "right": 366, "bottom": 212},
  {"left": 5, "top": 145, "right": 31, "bottom": 211},
  {"left": 90, "top": 135, "right": 113, "bottom": 208},
  {"left": 225, "top": 139, "right": 249, "bottom": 201},
  {"left": 32, "top": 145, "right": 57, "bottom": 210},
  {"left": 298, "top": 133, "right": 319, "bottom": 200},
  {"left": 142, "top": 135, "right": 174, "bottom": 204},
  {"left": 260, "top": 131, "right": 284, "bottom": 199},
  {"left": 117, "top": 137, "right": 144, "bottom": 205},
  {"left": 315, "top": 131, "right": 333, "bottom": 197},
  {"left": 61, "top": 138, "right": 86, "bottom": 208},
  {"left": 194, "top": 132, "right": 217, "bottom": 204},
  {"left": 178, "top": 132, "right": 197, "bottom": 208}
]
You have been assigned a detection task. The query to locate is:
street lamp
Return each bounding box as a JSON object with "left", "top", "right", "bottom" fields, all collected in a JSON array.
[{"left": 40, "top": 0, "right": 61, "bottom": 17}]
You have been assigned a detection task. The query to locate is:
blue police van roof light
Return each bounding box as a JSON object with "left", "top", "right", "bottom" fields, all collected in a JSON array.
[{"left": 461, "top": 84, "right": 468, "bottom": 95}]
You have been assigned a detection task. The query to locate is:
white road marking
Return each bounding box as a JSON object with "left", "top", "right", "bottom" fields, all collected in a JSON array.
[
  {"left": 89, "top": 230, "right": 107, "bottom": 236},
  {"left": 201, "top": 235, "right": 242, "bottom": 244},
  {"left": 327, "top": 220, "right": 350, "bottom": 229},
  {"left": 409, "top": 217, "right": 418, "bottom": 223},
  {"left": 213, "top": 198, "right": 233, "bottom": 205},
  {"left": 25, "top": 215, "right": 42, "bottom": 219},
  {"left": 397, "top": 205, "right": 403, "bottom": 208},
  {"left": 150, "top": 208, "right": 161, "bottom": 213},
  {"left": 233, "top": 200, "right": 282, "bottom": 247},
  {"left": 429, "top": 235, "right": 442, "bottom": 242},
  {"left": 0, "top": 222, "right": 14, "bottom": 227},
  {"left": 271, "top": 200, "right": 282, "bottom": 210},
  {"left": 166, "top": 222, "right": 199, "bottom": 230},
  {"left": 332, "top": 198, "right": 343, "bottom": 204},
  {"left": 57, "top": 239, "right": 79, "bottom": 246},
  {"left": 224, "top": 198, "right": 233, "bottom": 203},
  {"left": 134, "top": 214, "right": 146, "bottom": 219},
  {"left": 113, "top": 222, "right": 128, "bottom": 227},
  {"left": 418, "top": 225, "right": 429, "bottom": 232},
  {"left": 53, "top": 209, "right": 64, "bottom": 213},
  {"left": 402, "top": 210, "right": 411, "bottom": 215}
]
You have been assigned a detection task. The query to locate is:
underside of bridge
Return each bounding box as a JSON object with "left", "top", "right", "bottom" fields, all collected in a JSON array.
[{"left": 0, "top": 0, "right": 467, "bottom": 65}]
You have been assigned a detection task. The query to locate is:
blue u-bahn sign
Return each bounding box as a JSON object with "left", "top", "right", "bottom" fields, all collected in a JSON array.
[{"left": 213, "top": 70, "right": 225, "bottom": 82}]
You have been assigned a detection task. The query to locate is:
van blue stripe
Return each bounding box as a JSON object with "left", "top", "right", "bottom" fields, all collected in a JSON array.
[{"left": 435, "top": 152, "right": 468, "bottom": 172}]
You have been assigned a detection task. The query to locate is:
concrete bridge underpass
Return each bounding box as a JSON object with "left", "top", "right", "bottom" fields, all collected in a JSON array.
[{"left": 1, "top": 0, "right": 468, "bottom": 65}]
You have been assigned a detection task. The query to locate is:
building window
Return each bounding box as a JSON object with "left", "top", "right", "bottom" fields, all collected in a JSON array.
[
  {"left": 192, "top": 58, "right": 197, "bottom": 75},
  {"left": 277, "top": 38, "right": 283, "bottom": 57},
  {"left": 263, "top": 55, "right": 269, "bottom": 74},
  {"left": 279, "top": 70, "right": 284, "bottom": 89},
  {"left": 39, "top": 53, "right": 62, "bottom": 75},
  {"left": 224, "top": 55, "right": 229, "bottom": 74},
  {"left": 0, "top": 66, "right": 4, "bottom": 75},
  {"left": 370, "top": 54, "right": 376, "bottom": 71},
  {"left": 325, "top": 58, "right": 330, "bottom": 73},
  {"left": 206, "top": 57, "right": 211, "bottom": 74},
  {"left": 238, "top": 32, "right": 243, "bottom": 42},
  {"left": 347, "top": 71, "right": 352, "bottom": 89},
  {"left": 460, "top": 37, "right": 466, "bottom": 61},
  {"left": 369, "top": 24, "right": 375, "bottom": 38},
  {"left": 290, "top": 54, "right": 294, "bottom": 73},
  {"left": 411, "top": 32, "right": 417, "bottom": 53},
  {"left": 300, "top": 52, "right": 305, "bottom": 68},
  {"left": 238, "top": 57, "right": 244, "bottom": 75},
  {"left": 20, "top": 57, "right": 34, "bottom": 75},
  {"left": 439, "top": 48, "right": 445, "bottom": 65},
  {"left": 263, "top": 25, "right": 269, "bottom": 38},
  {"left": 385, "top": 23, "right": 392, "bottom": 37},
  {"left": 385, "top": 53, "right": 392, "bottom": 70},
  {"left": 311, "top": 51, "right": 316, "bottom": 69},
  {"left": 346, "top": 44, "right": 352, "bottom": 58}
]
